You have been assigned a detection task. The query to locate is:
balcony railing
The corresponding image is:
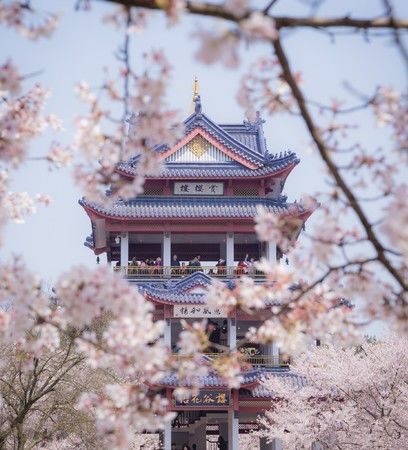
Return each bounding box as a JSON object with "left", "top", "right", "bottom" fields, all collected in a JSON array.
[
  {"left": 174, "top": 353, "right": 288, "bottom": 368},
  {"left": 113, "top": 265, "right": 265, "bottom": 278}
]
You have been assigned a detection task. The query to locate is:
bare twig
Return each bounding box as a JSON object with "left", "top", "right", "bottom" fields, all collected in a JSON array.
[
  {"left": 263, "top": 0, "right": 279, "bottom": 15},
  {"left": 382, "top": 0, "right": 408, "bottom": 78}
]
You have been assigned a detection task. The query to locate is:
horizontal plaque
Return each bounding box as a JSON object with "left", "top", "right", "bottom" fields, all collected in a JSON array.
[
  {"left": 174, "top": 182, "right": 224, "bottom": 196},
  {"left": 176, "top": 390, "right": 229, "bottom": 407},
  {"left": 174, "top": 305, "right": 227, "bottom": 318}
]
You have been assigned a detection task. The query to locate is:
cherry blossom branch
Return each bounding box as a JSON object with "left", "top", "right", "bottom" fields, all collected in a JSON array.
[
  {"left": 271, "top": 36, "right": 407, "bottom": 294},
  {"left": 102, "top": 0, "right": 408, "bottom": 30}
]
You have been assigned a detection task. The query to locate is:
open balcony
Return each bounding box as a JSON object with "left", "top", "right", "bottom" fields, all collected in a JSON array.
[
  {"left": 113, "top": 265, "right": 266, "bottom": 278},
  {"left": 110, "top": 232, "right": 277, "bottom": 279},
  {"left": 168, "top": 319, "right": 285, "bottom": 368}
]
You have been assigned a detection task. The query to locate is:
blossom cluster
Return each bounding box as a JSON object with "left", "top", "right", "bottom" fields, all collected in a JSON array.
[
  {"left": 0, "top": 1, "right": 58, "bottom": 40},
  {"left": 238, "top": 57, "right": 300, "bottom": 120},
  {"left": 73, "top": 51, "right": 181, "bottom": 203},
  {"left": 372, "top": 86, "right": 408, "bottom": 153},
  {"left": 258, "top": 335, "right": 408, "bottom": 449}
]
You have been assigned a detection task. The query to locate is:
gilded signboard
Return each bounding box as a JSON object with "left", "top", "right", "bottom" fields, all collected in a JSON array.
[{"left": 176, "top": 390, "right": 229, "bottom": 407}]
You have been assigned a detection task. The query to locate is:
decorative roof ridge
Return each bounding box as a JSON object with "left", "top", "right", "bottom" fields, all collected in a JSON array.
[
  {"left": 171, "top": 271, "right": 212, "bottom": 289},
  {"left": 157, "top": 367, "right": 267, "bottom": 388},
  {"left": 140, "top": 272, "right": 212, "bottom": 297},
  {"left": 117, "top": 148, "right": 298, "bottom": 170},
  {"left": 79, "top": 196, "right": 313, "bottom": 221},
  {"left": 113, "top": 196, "right": 292, "bottom": 206},
  {"left": 84, "top": 234, "right": 94, "bottom": 250},
  {"left": 238, "top": 367, "right": 308, "bottom": 398},
  {"left": 184, "top": 112, "right": 265, "bottom": 164}
]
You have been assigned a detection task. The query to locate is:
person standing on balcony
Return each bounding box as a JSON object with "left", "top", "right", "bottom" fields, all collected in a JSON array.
[
  {"left": 247, "top": 256, "right": 256, "bottom": 275},
  {"left": 180, "top": 262, "right": 187, "bottom": 276},
  {"left": 188, "top": 256, "right": 202, "bottom": 273},
  {"left": 196, "top": 255, "right": 203, "bottom": 272},
  {"left": 216, "top": 258, "right": 226, "bottom": 276},
  {"left": 154, "top": 256, "right": 163, "bottom": 275},
  {"left": 171, "top": 254, "right": 180, "bottom": 275}
]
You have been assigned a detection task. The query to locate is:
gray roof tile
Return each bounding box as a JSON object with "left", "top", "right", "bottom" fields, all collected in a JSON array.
[{"left": 80, "top": 196, "right": 304, "bottom": 220}]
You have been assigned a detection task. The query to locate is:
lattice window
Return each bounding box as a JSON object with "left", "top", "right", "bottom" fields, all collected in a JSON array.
[
  {"left": 233, "top": 186, "right": 259, "bottom": 196},
  {"left": 143, "top": 186, "right": 164, "bottom": 196}
]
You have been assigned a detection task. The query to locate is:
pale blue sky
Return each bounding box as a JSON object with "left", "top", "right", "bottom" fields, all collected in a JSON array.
[{"left": 1, "top": 0, "right": 407, "bottom": 288}]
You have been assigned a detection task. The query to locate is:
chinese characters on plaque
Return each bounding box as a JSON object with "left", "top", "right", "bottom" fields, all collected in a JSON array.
[
  {"left": 173, "top": 305, "right": 227, "bottom": 318},
  {"left": 176, "top": 390, "right": 229, "bottom": 407},
  {"left": 174, "top": 182, "right": 224, "bottom": 196}
]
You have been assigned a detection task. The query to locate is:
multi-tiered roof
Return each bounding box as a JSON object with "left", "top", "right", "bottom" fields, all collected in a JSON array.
[{"left": 80, "top": 96, "right": 313, "bottom": 258}]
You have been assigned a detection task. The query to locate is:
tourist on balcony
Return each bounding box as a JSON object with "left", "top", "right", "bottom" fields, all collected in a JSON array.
[
  {"left": 171, "top": 254, "right": 180, "bottom": 275},
  {"left": 247, "top": 256, "right": 256, "bottom": 275},
  {"left": 215, "top": 258, "right": 226, "bottom": 276},
  {"left": 236, "top": 260, "right": 248, "bottom": 275},
  {"left": 129, "top": 257, "right": 137, "bottom": 275},
  {"left": 179, "top": 262, "right": 187, "bottom": 276},
  {"left": 154, "top": 256, "right": 163, "bottom": 275},
  {"left": 139, "top": 259, "right": 147, "bottom": 275},
  {"left": 188, "top": 256, "right": 202, "bottom": 273}
]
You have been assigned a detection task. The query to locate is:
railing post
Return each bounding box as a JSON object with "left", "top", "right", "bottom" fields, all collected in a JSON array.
[
  {"left": 120, "top": 231, "right": 129, "bottom": 275},
  {"left": 227, "top": 318, "right": 236, "bottom": 350},
  {"left": 163, "top": 232, "right": 171, "bottom": 276},
  {"left": 264, "top": 342, "right": 280, "bottom": 366},
  {"left": 226, "top": 232, "right": 234, "bottom": 277},
  {"left": 164, "top": 318, "right": 171, "bottom": 348},
  {"left": 266, "top": 240, "right": 277, "bottom": 264}
]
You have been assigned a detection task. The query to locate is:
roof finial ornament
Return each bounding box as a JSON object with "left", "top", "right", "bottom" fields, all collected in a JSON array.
[{"left": 191, "top": 76, "right": 202, "bottom": 114}]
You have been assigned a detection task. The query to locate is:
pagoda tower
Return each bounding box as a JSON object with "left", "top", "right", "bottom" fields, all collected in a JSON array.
[{"left": 80, "top": 95, "right": 314, "bottom": 450}]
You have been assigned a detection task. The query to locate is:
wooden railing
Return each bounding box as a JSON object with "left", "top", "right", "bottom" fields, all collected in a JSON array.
[{"left": 113, "top": 265, "right": 265, "bottom": 278}]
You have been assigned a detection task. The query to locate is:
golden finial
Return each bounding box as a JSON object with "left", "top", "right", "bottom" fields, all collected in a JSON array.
[
  {"left": 193, "top": 76, "right": 200, "bottom": 100},
  {"left": 190, "top": 77, "right": 200, "bottom": 113}
]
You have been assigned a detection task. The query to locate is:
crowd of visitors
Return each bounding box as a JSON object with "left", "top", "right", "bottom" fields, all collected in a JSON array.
[{"left": 116, "top": 253, "right": 259, "bottom": 276}]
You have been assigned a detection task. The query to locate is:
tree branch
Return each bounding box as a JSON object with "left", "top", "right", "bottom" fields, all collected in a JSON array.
[
  {"left": 99, "top": 0, "right": 408, "bottom": 30},
  {"left": 271, "top": 36, "right": 407, "bottom": 294}
]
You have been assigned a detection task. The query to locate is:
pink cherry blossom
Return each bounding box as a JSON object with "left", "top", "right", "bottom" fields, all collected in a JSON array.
[
  {"left": 240, "top": 12, "right": 278, "bottom": 41},
  {"left": 0, "top": 2, "right": 58, "bottom": 40}
]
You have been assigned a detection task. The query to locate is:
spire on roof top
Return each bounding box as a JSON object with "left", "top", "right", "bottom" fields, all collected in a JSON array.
[
  {"left": 190, "top": 76, "right": 202, "bottom": 114},
  {"left": 193, "top": 76, "right": 199, "bottom": 99}
]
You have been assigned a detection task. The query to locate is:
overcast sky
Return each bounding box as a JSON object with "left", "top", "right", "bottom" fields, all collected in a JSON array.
[{"left": 1, "top": 0, "right": 406, "bottom": 296}]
